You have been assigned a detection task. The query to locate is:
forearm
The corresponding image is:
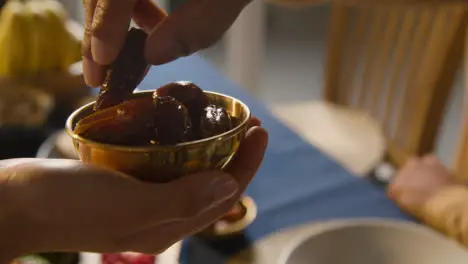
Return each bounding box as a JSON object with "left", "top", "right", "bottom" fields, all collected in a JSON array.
[
  {"left": 0, "top": 217, "right": 31, "bottom": 264},
  {"left": 0, "top": 176, "right": 32, "bottom": 263},
  {"left": 423, "top": 185, "right": 468, "bottom": 247}
]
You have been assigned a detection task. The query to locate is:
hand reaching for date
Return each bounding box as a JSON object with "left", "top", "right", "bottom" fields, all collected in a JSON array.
[
  {"left": 82, "top": 0, "right": 252, "bottom": 87},
  {"left": 0, "top": 120, "right": 267, "bottom": 262},
  {"left": 388, "top": 155, "right": 455, "bottom": 214}
]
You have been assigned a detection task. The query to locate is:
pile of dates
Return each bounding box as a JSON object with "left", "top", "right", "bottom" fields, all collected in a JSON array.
[
  {"left": 74, "top": 28, "right": 235, "bottom": 146},
  {"left": 75, "top": 81, "right": 235, "bottom": 146}
]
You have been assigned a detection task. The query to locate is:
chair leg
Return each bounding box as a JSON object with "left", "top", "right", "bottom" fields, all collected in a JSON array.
[{"left": 225, "top": 0, "right": 266, "bottom": 96}]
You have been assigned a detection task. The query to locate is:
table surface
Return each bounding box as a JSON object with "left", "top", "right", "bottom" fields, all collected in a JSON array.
[{"left": 131, "top": 55, "right": 410, "bottom": 263}]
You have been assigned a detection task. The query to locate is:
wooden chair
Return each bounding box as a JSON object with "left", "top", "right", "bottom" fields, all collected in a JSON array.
[
  {"left": 454, "top": 122, "right": 468, "bottom": 182},
  {"left": 271, "top": 2, "right": 467, "bottom": 176},
  {"left": 453, "top": 30, "right": 468, "bottom": 182}
]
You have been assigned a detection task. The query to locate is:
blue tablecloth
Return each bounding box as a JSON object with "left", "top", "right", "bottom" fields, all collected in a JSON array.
[{"left": 137, "top": 55, "right": 411, "bottom": 263}]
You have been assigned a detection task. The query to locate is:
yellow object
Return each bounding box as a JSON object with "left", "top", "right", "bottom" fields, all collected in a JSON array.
[
  {"left": 24, "top": 0, "right": 48, "bottom": 74},
  {"left": 0, "top": 0, "right": 81, "bottom": 78},
  {"left": 0, "top": 0, "right": 30, "bottom": 77},
  {"left": 41, "top": 0, "right": 75, "bottom": 71}
]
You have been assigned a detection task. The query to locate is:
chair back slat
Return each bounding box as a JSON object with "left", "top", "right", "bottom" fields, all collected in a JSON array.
[{"left": 453, "top": 26, "right": 468, "bottom": 182}]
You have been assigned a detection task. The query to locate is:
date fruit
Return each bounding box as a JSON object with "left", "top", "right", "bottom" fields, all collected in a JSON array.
[
  {"left": 76, "top": 96, "right": 193, "bottom": 146},
  {"left": 151, "top": 96, "right": 193, "bottom": 145},
  {"left": 94, "top": 28, "right": 149, "bottom": 111},
  {"left": 76, "top": 97, "right": 157, "bottom": 145},
  {"left": 199, "top": 105, "right": 233, "bottom": 138},
  {"left": 76, "top": 82, "right": 235, "bottom": 146},
  {"left": 154, "top": 81, "right": 209, "bottom": 131}
]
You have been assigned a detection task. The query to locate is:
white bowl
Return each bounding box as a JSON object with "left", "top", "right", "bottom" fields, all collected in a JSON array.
[{"left": 279, "top": 219, "right": 468, "bottom": 264}]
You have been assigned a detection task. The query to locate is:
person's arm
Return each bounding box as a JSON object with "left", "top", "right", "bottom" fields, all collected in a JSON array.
[
  {"left": 0, "top": 180, "right": 28, "bottom": 264},
  {"left": 423, "top": 185, "right": 468, "bottom": 246},
  {"left": 387, "top": 155, "right": 468, "bottom": 245}
]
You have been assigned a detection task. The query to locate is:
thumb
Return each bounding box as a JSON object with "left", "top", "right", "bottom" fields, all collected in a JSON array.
[{"left": 140, "top": 171, "right": 238, "bottom": 224}]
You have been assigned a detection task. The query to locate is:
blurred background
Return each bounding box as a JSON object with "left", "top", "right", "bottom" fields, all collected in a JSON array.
[{"left": 59, "top": 0, "right": 464, "bottom": 167}]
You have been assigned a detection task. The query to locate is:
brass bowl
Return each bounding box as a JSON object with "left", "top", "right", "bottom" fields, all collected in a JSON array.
[{"left": 65, "top": 90, "right": 251, "bottom": 182}]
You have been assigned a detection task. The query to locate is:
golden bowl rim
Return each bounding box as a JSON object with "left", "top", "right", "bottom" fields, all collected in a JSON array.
[{"left": 65, "top": 90, "right": 251, "bottom": 152}]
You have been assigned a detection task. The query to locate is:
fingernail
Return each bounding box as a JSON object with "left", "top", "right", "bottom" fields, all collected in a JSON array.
[
  {"left": 211, "top": 173, "right": 238, "bottom": 204},
  {"left": 82, "top": 57, "right": 104, "bottom": 88}
]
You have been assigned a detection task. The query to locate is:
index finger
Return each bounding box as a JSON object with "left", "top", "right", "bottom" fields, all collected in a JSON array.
[
  {"left": 90, "top": 0, "right": 138, "bottom": 65},
  {"left": 82, "top": 0, "right": 105, "bottom": 87}
]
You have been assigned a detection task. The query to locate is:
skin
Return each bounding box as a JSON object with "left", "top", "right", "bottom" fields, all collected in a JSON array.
[
  {"left": 82, "top": 0, "right": 252, "bottom": 87},
  {"left": 388, "top": 154, "right": 455, "bottom": 213},
  {"left": 0, "top": 118, "right": 268, "bottom": 263}
]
